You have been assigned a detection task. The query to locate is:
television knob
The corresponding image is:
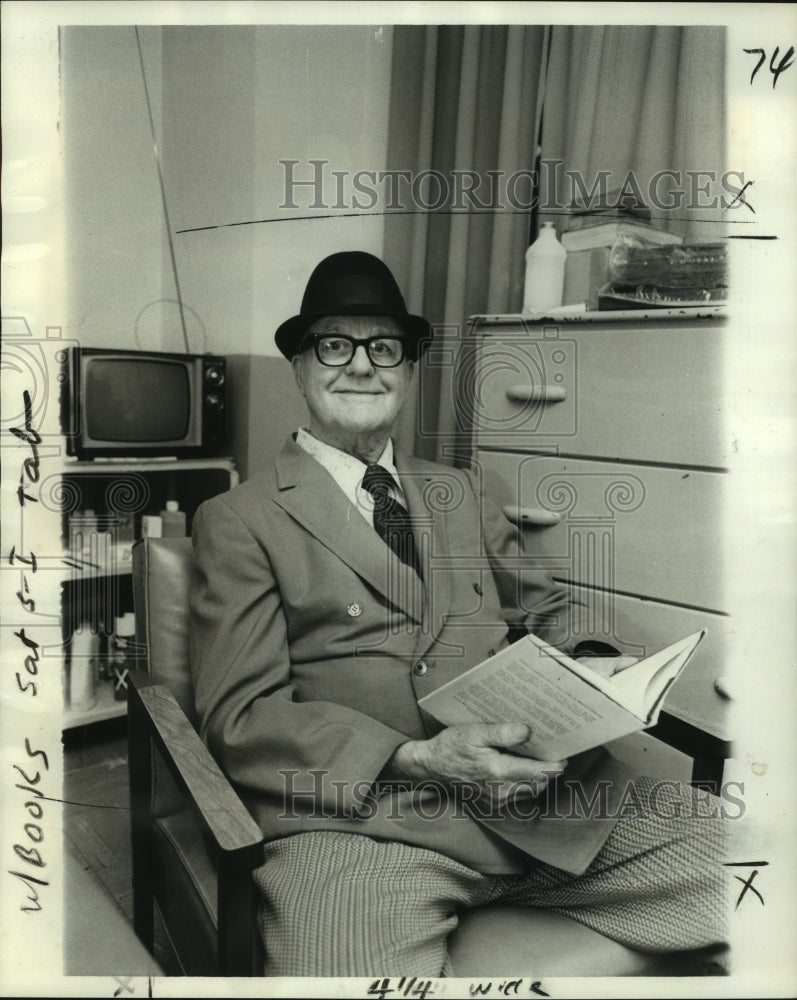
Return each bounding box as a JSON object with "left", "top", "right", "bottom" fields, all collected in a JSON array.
[
  {"left": 206, "top": 364, "right": 225, "bottom": 386},
  {"left": 205, "top": 392, "right": 224, "bottom": 410}
]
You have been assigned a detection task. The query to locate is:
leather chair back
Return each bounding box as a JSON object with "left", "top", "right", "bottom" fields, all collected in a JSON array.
[{"left": 132, "top": 537, "right": 196, "bottom": 815}]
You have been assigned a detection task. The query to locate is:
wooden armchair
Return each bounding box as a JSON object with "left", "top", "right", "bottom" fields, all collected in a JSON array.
[
  {"left": 129, "top": 536, "right": 669, "bottom": 978},
  {"left": 129, "top": 536, "right": 264, "bottom": 975}
]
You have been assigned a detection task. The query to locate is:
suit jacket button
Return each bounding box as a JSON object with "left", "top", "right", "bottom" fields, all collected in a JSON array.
[{"left": 413, "top": 661, "right": 428, "bottom": 676}]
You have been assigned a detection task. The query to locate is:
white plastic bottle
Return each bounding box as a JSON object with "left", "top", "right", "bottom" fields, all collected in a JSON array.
[
  {"left": 522, "top": 222, "right": 566, "bottom": 314},
  {"left": 112, "top": 613, "right": 137, "bottom": 701},
  {"left": 68, "top": 624, "right": 99, "bottom": 711},
  {"left": 160, "top": 500, "right": 186, "bottom": 538},
  {"left": 141, "top": 514, "right": 163, "bottom": 538}
]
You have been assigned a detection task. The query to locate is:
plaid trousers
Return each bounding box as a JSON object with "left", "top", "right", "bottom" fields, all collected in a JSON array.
[{"left": 253, "top": 776, "right": 728, "bottom": 977}]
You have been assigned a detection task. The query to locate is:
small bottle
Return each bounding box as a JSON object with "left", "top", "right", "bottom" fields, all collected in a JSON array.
[
  {"left": 523, "top": 222, "right": 567, "bottom": 314},
  {"left": 112, "top": 612, "right": 137, "bottom": 701},
  {"left": 160, "top": 500, "right": 186, "bottom": 538},
  {"left": 141, "top": 514, "right": 163, "bottom": 538},
  {"left": 81, "top": 508, "right": 98, "bottom": 537},
  {"left": 68, "top": 625, "right": 98, "bottom": 711}
]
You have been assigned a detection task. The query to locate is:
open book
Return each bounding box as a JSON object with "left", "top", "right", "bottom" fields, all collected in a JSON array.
[{"left": 418, "top": 630, "right": 706, "bottom": 760}]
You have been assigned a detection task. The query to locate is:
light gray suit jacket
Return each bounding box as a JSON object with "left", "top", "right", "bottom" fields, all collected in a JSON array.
[{"left": 189, "top": 436, "right": 634, "bottom": 875}]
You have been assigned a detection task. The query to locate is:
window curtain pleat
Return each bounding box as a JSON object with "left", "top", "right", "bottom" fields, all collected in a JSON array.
[{"left": 384, "top": 25, "right": 547, "bottom": 462}]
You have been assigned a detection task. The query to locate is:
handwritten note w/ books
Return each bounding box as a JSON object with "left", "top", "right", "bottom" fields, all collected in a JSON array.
[{"left": 418, "top": 630, "right": 706, "bottom": 760}]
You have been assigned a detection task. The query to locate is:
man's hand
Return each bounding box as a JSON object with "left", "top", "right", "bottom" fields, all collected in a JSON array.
[
  {"left": 578, "top": 655, "right": 639, "bottom": 679},
  {"left": 382, "top": 723, "right": 566, "bottom": 809}
]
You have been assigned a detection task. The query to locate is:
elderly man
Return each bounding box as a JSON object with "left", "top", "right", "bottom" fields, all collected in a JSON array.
[{"left": 189, "top": 251, "right": 727, "bottom": 977}]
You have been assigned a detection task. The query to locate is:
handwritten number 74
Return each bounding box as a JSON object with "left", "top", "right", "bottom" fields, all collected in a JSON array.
[{"left": 744, "top": 46, "right": 795, "bottom": 88}]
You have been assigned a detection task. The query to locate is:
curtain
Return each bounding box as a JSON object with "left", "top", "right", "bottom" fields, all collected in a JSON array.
[
  {"left": 384, "top": 25, "right": 727, "bottom": 461},
  {"left": 539, "top": 25, "right": 727, "bottom": 240},
  {"left": 383, "top": 25, "right": 548, "bottom": 463}
]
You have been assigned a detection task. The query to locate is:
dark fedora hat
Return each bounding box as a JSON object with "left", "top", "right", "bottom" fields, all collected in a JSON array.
[{"left": 275, "top": 251, "right": 431, "bottom": 361}]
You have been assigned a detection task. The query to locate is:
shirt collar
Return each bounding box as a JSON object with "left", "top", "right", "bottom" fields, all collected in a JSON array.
[
  {"left": 297, "top": 427, "right": 396, "bottom": 471},
  {"left": 295, "top": 429, "right": 403, "bottom": 520}
]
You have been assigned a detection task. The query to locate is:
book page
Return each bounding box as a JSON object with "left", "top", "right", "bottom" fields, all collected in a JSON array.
[
  {"left": 606, "top": 629, "right": 707, "bottom": 720},
  {"left": 420, "top": 630, "right": 707, "bottom": 757},
  {"left": 420, "top": 643, "right": 643, "bottom": 759}
]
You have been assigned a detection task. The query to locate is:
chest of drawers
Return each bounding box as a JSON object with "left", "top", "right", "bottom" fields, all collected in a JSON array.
[{"left": 460, "top": 310, "right": 731, "bottom": 786}]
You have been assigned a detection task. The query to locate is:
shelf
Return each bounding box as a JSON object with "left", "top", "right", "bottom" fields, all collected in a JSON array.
[
  {"left": 55, "top": 455, "right": 238, "bottom": 729},
  {"left": 58, "top": 456, "right": 239, "bottom": 481},
  {"left": 63, "top": 678, "right": 127, "bottom": 729},
  {"left": 469, "top": 306, "right": 727, "bottom": 325}
]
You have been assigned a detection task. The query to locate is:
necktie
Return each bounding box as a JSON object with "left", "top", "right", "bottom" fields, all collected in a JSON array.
[{"left": 361, "top": 464, "right": 420, "bottom": 576}]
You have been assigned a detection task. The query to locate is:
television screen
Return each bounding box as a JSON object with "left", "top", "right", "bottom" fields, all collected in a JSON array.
[{"left": 85, "top": 358, "right": 190, "bottom": 442}]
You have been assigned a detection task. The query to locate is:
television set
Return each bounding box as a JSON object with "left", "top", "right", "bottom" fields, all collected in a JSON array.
[{"left": 62, "top": 347, "right": 227, "bottom": 459}]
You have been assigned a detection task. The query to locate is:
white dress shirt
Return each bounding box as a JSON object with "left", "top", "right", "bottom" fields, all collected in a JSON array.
[{"left": 295, "top": 428, "right": 406, "bottom": 528}]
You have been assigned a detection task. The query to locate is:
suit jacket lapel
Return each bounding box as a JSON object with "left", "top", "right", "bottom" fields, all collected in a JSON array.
[{"left": 274, "top": 438, "right": 425, "bottom": 623}]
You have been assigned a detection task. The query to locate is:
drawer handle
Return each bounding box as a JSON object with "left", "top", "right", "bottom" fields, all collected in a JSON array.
[
  {"left": 506, "top": 384, "right": 566, "bottom": 404},
  {"left": 713, "top": 675, "right": 733, "bottom": 700},
  {"left": 502, "top": 504, "right": 561, "bottom": 527}
]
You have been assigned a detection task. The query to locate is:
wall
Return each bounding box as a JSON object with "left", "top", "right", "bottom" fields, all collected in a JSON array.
[
  {"left": 161, "top": 26, "right": 393, "bottom": 359},
  {"left": 158, "top": 25, "right": 394, "bottom": 476},
  {"left": 61, "top": 26, "right": 170, "bottom": 350},
  {"left": 226, "top": 354, "right": 310, "bottom": 481},
  {"left": 61, "top": 24, "right": 394, "bottom": 475}
]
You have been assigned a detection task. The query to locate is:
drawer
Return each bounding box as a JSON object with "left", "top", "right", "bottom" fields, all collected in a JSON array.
[
  {"left": 603, "top": 590, "right": 732, "bottom": 743},
  {"left": 467, "top": 321, "right": 727, "bottom": 467},
  {"left": 479, "top": 452, "right": 726, "bottom": 611}
]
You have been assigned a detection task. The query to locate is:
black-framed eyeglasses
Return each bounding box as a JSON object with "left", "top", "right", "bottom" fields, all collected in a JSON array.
[{"left": 306, "top": 333, "right": 407, "bottom": 368}]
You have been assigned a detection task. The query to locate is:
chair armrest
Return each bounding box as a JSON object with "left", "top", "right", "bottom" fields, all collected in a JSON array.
[
  {"left": 649, "top": 710, "right": 733, "bottom": 793},
  {"left": 128, "top": 672, "right": 265, "bottom": 974},
  {"left": 128, "top": 672, "right": 265, "bottom": 860}
]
